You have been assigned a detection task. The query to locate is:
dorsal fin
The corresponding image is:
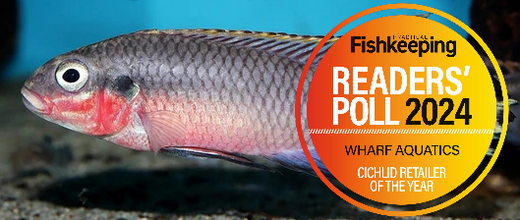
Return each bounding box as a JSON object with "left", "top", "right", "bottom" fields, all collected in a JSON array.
[{"left": 137, "top": 29, "right": 339, "bottom": 67}]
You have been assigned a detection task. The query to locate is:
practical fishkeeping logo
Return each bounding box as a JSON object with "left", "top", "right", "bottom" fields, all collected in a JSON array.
[{"left": 351, "top": 35, "right": 457, "bottom": 57}]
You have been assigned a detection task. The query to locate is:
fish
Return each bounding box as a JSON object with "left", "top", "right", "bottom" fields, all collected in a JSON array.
[
  {"left": 21, "top": 29, "right": 337, "bottom": 177},
  {"left": 19, "top": 28, "right": 517, "bottom": 178}
]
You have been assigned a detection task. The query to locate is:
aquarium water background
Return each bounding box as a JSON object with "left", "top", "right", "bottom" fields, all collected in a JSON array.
[
  {"left": 6, "top": 1, "right": 520, "bottom": 218},
  {"left": 4, "top": 0, "right": 471, "bottom": 80}
]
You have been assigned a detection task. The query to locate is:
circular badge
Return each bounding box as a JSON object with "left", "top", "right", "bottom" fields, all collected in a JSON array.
[{"left": 296, "top": 4, "right": 508, "bottom": 216}]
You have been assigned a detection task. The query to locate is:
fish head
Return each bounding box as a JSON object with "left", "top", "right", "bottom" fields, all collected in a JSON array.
[{"left": 21, "top": 53, "right": 138, "bottom": 138}]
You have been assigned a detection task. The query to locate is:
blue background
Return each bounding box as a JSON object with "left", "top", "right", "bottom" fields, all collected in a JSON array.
[{"left": 6, "top": 0, "right": 472, "bottom": 80}]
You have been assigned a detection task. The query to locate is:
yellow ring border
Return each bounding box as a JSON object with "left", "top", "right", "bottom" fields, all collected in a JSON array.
[{"left": 296, "top": 3, "right": 509, "bottom": 216}]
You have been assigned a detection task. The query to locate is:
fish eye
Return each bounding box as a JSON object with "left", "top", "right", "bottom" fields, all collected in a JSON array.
[{"left": 55, "top": 60, "right": 89, "bottom": 92}]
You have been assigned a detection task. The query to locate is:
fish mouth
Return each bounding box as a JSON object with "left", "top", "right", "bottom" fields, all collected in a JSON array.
[{"left": 21, "top": 87, "right": 51, "bottom": 115}]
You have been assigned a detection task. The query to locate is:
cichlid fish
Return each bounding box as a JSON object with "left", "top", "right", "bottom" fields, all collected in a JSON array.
[
  {"left": 19, "top": 28, "right": 517, "bottom": 177},
  {"left": 21, "top": 29, "right": 337, "bottom": 177}
]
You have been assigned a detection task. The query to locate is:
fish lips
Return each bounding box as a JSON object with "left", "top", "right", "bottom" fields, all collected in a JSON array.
[{"left": 21, "top": 87, "right": 51, "bottom": 115}]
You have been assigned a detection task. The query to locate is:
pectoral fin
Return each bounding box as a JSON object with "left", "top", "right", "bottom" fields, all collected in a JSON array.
[{"left": 139, "top": 111, "right": 187, "bottom": 153}]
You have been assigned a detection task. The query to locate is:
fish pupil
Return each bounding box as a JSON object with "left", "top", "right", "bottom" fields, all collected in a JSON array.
[{"left": 63, "top": 69, "right": 80, "bottom": 83}]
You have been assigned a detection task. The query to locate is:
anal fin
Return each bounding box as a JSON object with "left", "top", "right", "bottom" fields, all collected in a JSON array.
[{"left": 159, "top": 146, "right": 276, "bottom": 173}]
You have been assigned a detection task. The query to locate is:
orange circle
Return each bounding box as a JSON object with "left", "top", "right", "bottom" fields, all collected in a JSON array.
[{"left": 295, "top": 4, "right": 508, "bottom": 216}]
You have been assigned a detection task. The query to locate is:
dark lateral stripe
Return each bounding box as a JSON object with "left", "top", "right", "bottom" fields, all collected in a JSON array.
[
  {"left": 260, "top": 41, "right": 293, "bottom": 52},
  {"left": 251, "top": 39, "right": 278, "bottom": 49},
  {"left": 240, "top": 38, "right": 264, "bottom": 47},
  {"left": 283, "top": 42, "right": 316, "bottom": 57}
]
